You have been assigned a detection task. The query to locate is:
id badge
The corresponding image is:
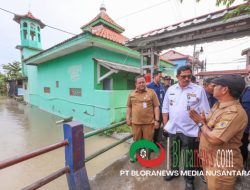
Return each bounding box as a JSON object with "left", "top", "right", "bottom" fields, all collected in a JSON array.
[{"left": 143, "top": 102, "right": 147, "bottom": 109}]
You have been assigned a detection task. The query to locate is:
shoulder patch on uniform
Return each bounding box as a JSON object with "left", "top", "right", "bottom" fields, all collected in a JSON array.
[{"left": 215, "top": 121, "right": 229, "bottom": 128}]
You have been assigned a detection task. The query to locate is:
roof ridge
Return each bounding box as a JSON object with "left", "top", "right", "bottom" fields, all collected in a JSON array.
[{"left": 80, "top": 10, "right": 124, "bottom": 32}]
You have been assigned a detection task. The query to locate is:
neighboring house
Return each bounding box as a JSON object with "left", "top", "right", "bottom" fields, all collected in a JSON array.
[
  {"left": 14, "top": 5, "right": 175, "bottom": 129},
  {"left": 161, "top": 50, "right": 194, "bottom": 76}
]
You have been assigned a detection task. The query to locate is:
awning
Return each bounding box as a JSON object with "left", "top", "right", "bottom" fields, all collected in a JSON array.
[{"left": 93, "top": 58, "right": 140, "bottom": 83}]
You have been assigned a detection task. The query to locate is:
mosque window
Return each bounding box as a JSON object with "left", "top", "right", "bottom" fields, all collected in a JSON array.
[
  {"left": 24, "top": 30, "right": 28, "bottom": 39},
  {"left": 30, "top": 31, "right": 36, "bottom": 40},
  {"left": 103, "top": 78, "right": 112, "bottom": 90},
  {"left": 30, "top": 23, "right": 35, "bottom": 31},
  {"left": 23, "top": 22, "right": 27, "bottom": 27},
  {"left": 37, "top": 26, "right": 40, "bottom": 31}
]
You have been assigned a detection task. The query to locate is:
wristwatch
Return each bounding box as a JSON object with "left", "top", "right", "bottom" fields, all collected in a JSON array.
[{"left": 197, "top": 122, "right": 203, "bottom": 129}]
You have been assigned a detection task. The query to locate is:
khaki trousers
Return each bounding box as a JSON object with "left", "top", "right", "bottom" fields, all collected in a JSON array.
[{"left": 131, "top": 124, "right": 154, "bottom": 141}]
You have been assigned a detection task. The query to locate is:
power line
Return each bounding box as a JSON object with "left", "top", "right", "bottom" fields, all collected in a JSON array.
[
  {"left": 208, "top": 61, "right": 245, "bottom": 65},
  {"left": 0, "top": 7, "right": 76, "bottom": 36},
  {"left": 116, "top": 0, "right": 170, "bottom": 20},
  {"left": 206, "top": 40, "right": 250, "bottom": 54},
  {"left": 0, "top": 7, "right": 15, "bottom": 15}
]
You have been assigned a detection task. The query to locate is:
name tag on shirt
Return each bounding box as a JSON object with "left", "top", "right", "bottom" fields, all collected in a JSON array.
[{"left": 143, "top": 102, "right": 147, "bottom": 109}]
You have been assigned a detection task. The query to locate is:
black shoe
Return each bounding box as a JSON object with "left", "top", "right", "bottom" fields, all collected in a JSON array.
[
  {"left": 185, "top": 181, "right": 194, "bottom": 190},
  {"left": 163, "top": 174, "right": 179, "bottom": 181},
  {"left": 199, "top": 174, "right": 206, "bottom": 183}
]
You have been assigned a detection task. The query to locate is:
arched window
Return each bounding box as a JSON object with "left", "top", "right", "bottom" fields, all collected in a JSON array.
[
  {"left": 23, "top": 30, "right": 28, "bottom": 39},
  {"left": 30, "top": 31, "right": 36, "bottom": 40},
  {"left": 30, "top": 23, "right": 35, "bottom": 31},
  {"left": 23, "top": 22, "right": 27, "bottom": 27},
  {"left": 38, "top": 33, "right": 40, "bottom": 42},
  {"left": 37, "top": 26, "right": 40, "bottom": 31}
]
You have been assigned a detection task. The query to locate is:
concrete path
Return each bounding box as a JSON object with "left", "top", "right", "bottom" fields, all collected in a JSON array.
[
  {"left": 89, "top": 154, "right": 207, "bottom": 190},
  {"left": 90, "top": 153, "right": 250, "bottom": 190}
]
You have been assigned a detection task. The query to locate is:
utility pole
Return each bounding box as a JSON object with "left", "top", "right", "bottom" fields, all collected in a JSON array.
[{"left": 192, "top": 44, "right": 196, "bottom": 73}]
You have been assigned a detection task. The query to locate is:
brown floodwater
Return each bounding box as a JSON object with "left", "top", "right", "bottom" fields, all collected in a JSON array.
[{"left": 0, "top": 97, "right": 129, "bottom": 190}]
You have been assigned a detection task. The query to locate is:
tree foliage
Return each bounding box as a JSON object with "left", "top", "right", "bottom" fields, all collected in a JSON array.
[
  {"left": 2, "top": 61, "right": 22, "bottom": 80},
  {"left": 180, "top": 0, "right": 250, "bottom": 19}
]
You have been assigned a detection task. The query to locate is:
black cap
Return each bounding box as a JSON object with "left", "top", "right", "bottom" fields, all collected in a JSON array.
[
  {"left": 163, "top": 76, "right": 171, "bottom": 80},
  {"left": 211, "top": 74, "right": 245, "bottom": 98},
  {"left": 204, "top": 77, "right": 215, "bottom": 84}
]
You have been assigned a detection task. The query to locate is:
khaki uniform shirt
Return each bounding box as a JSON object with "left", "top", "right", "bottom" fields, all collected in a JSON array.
[
  {"left": 127, "top": 88, "right": 160, "bottom": 125},
  {"left": 199, "top": 100, "right": 248, "bottom": 171}
]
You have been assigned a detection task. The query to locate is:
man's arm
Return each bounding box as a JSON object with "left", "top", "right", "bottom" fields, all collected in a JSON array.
[
  {"left": 126, "top": 107, "right": 132, "bottom": 126},
  {"left": 162, "top": 113, "right": 169, "bottom": 126},
  {"left": 200, "top": 125, "right": 224, "bottom": 145},
  {"left": 162, "top": 89, "right": 169, "bottom": 126},
  {"left": 154, "top": 106, "right": 160, "bottom": 128}
]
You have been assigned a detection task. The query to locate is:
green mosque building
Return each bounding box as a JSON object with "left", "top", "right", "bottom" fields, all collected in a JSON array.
[{"left": 14, "top": 5, "right": 175, "bottom": 129}]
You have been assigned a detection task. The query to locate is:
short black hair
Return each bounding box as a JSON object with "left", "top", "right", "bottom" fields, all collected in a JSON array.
[
  {"left": 191, "top": 75, "right": 196, "bottom": 83},
  {"left": 177, "top": 65, "right": 192, "bottom": 76},
  {"left": 135, "top": 75, "right": 144, "bottom": 83},
  {"left": 153, "top": 70, "right": 162, "bottom": 77}
]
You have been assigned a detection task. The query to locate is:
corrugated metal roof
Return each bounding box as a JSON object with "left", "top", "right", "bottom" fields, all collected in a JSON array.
[
  {"left": 196, "top": 69, "right": 250, "bottom": 76},
  {"left": 128, "top": 3, "right": 249, "bottom": 43}
]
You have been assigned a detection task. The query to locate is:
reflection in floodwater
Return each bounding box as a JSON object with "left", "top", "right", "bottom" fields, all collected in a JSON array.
[{"left": 0, "top": 97, "right": 129, "bottom": 190}]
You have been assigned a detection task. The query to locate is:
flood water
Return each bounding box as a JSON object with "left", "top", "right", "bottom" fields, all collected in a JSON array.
[{"left": 0, "top": 97, "right": 130, "bottom": 190}]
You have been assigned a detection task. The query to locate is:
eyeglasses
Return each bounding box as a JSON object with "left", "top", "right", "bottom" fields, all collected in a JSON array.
[{"left": 180, "top": 75, "right": 192, "bottom": 79}]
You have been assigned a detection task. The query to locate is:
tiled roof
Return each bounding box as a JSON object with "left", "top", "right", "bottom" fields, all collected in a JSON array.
[
  {"left": 91, "top": 25, "right": 128, "bottom": 44},
  {"left": 13, "top": 11, "right": 46, "bottom": 28},
  {"left": 159, "top": 57, "right": 176, "bottom": 66},
  {"left": 242, "top": 47, "right": 250, "bottom": 55},
  {"left": 128, "top": 3, "right": 249, "bottom": 43},
  {"left": 161, "top": 50, "right": 192, "bottom": 60},
  {"left": 196, "top": 69, "right": 250, "bottom": 76},
  {"left": 81, "top": 8, "right": 124, "bottom": 33}
]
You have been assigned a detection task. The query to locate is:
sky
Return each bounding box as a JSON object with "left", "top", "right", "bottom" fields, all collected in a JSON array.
[{"left": 0, "top": 0, "right": 249, "bottom": 73}]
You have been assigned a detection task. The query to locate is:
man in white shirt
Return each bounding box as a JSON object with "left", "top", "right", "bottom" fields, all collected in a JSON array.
[{"left": 162, "top": 65, "right": 210, "bottom": 190}]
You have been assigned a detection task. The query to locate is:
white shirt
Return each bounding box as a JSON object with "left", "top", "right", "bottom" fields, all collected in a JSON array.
[{"left": 162, "top": 82, "right": 210, "bottom": 137}]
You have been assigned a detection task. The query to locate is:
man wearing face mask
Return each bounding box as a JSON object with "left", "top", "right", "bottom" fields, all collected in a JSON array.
[{"left": 162, "top": 65, "right": 210, "bottom": 190}]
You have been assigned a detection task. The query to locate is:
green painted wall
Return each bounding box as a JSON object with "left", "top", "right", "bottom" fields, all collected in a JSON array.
[{"left": 25, "top": 46, "right": 139, "bottom": 129}]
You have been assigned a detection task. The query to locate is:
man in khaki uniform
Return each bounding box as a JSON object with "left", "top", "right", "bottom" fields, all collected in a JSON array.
[
  {"left": 126, "top": 75, "right": 160, "bottom": 142},
  {"left": 190, "top": 74, "right": 248, "bottom": 190}
]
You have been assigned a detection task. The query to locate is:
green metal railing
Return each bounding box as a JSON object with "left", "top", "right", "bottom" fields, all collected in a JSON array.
[{"left": 84, "top": 120, "right": 132, "bottom": 162}]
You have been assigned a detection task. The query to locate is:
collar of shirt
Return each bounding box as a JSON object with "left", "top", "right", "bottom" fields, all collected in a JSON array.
[
  {"left": 175, "top": 82, "right": 193, "bottom": 90},
  {"left": 218, "top": 100, "right": 239, "bottom": 109},
  {"left": 135, "top": 88, "right": 148, "bottom": 93}
]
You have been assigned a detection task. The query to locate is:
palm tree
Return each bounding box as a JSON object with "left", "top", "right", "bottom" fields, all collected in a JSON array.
[{"left": 2, "top": 61, "right": 22, "bottom": 80}]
